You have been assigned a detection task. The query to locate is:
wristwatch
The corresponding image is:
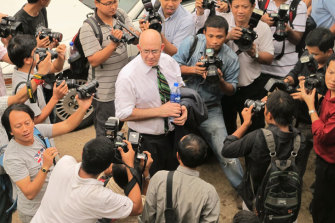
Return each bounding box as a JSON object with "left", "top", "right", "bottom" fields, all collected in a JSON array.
[
  {"left": 41, "top": 167, "right": 50, "bottom": 173},
  {"left": 254, "top": 49, "right": 259, "bottom": 60}
]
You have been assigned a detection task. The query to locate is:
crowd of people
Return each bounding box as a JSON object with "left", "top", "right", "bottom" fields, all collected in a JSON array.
[{"left": 0, "top": 0, "right": 335, "bottom": 222}]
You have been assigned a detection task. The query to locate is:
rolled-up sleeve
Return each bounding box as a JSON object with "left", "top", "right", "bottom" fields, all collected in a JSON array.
[
  {"left": 173, "top": 35, "right": 194, "bottom": 66},
  {"left": 115, "top": 73, "right": 136, "bottom": 120}
]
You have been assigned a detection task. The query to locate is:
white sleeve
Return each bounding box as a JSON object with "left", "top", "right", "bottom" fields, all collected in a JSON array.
[{"left": 292, "top": 1, "right": 307, "bottom": 32}]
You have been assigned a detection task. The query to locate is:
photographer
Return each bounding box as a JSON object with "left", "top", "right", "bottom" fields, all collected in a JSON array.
[
  {"left": 80, "top": 0, "right": 139, "bottom": 137},
  {"left": 139, "top": 0, "right": 195, "bottom": 56},
  {"left": 284, "top": 28, "right": 334, "bottom": 176},
  {"left": 300, "top": 53, "right": 335, "bottom": 223},
  {"left": 220, "top": 0, "right": 274, "bottom": 134},
  {"left": 1, "top": 95, "right": 93, "bottom": 222},
  {"left": 31, "top": 137, "right": 143, "bottom": 223},
  {"left": 173, "top": 15, "right": 244, "bottom": 189},
  {"left": 260, "top": 0, "right": 308, "bottom": 78},
  {"left": 115, "top": 29, "right": 187, "bottom": 175},
  {"left": 221, "top": 90, "right": 307, "bottom": 219},
  {"left": 311, "top": 0, "right": 335, "bottom": 34},
  {"left": 14, "top": 0, "right": 54, "bottom": 48},
  {"left": 8, "top": 34, "right": 67, "bottom": 125}
]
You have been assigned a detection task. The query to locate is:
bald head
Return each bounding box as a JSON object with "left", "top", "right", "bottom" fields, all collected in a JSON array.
[{"left": 138, "top": 29, "right": 164, "bottom": 67}]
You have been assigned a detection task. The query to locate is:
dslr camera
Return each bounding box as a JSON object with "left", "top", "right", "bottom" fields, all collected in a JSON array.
[
  {"left": 270, "top": 4, "right": 290, "bottom": 41},
  {"left": 35, "top": 48, "right": 58, "bottom": 61},
  {"left": 142, "top": 0, "right": 163, "bottom": 32},
  {"left": 199, "top": 48, "right": 223, "bottom": 82},
  {"left": 109, "top": 20, "right": 139, "bottom": 44},
  {"left": 0, "top": 16, "right": 23, "bottom": 38},
  {"left": 202, "top": 0, "right": 216, "bottom": 9},
  {"left": 264, "top": 78, "right": 297, "bottom": 94},
  {"left": 300, "top": 53, "right": 326, "bottom": 94},
  {"left": 244, "top": 99, "right": 265, "bottom": 113},
  {"left": 77, "top": 80, "right": 99, "bottom": 99},
  {"left": 36, "top": 27, "right": 63, "bottom": 42},
  {"left": 234, "top": 8, "right": 263, "bottom": 52}
]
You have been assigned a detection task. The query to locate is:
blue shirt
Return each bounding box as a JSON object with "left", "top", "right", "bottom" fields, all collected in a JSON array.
[
  {"left": 173, "top": 34, "right": 240, "bottom": 106},
  {"left": 158, "top": 4, "right": 195, "bottom": 48},
  {"left": 311, "top": 0, "right": 335, "bottom": 29}
]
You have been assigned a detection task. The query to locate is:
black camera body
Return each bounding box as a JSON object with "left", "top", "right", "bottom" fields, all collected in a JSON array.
[
  {"left": 111, "top": 20, "right": 139, "bottom": 45},
  {"left": 271, "top": 4, "right": 290, "bottom": 41},
  {"left": 244, "top": 99, "right": 265, "bottom": 113},
  {"left": 203, "top": 0, "right": 216, "bottom": 9},
  {"left": 35, "top": 48, "right": 58, "bottom": 61},
  {"left": 128, "top": 132, "right": 147, "bottom": 160},
  {"left": 37, "top": 27, "right": 63, "bottom": 42},
  {"left": 0, "top": 16, "right": 23, "bottom": 38},
  {"left": 55, "top": 78, "right": 77, "bottom": 88},
  {"left": 199, "top": 48, "right": 223, "bottom": 81},
  {"left": 142, "top": 0, "right": 163, "bottom": 32},
  {"left": 264, "top": 78, "right": 297, "bottom": 94},
  {"left": 234, "top": 8, "right": 263, "bottom": 52},
  {"left": 76, "top": 80, "right": 99, "bottom": 99}
]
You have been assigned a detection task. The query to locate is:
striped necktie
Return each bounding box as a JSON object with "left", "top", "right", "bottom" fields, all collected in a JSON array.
[{"left": 153, "top": 66, "right": 171, "bottom": 132}]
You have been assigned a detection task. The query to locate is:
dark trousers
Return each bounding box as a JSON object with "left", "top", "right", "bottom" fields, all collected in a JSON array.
[
  {"left": 92, "top": 99, "right": 123, "bottom": 137},
  {"left": 312, "top": 156, "right": 335, "bottom": 223},
  {"left": 222, "top": 74, "right": 269, "bottom": 135},
  {"left": 141, "top": 131, "right": 179, "bottom": 176},
  {"left": 296, "top": 122, "right": 314, "bottom": 177}
]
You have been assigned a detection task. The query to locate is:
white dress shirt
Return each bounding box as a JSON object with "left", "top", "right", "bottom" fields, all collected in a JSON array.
[{"left": 115, "top": 53, "right": 183, "bottom": 135}]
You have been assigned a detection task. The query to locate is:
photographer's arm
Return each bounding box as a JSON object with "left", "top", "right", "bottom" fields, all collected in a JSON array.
[
  {"left": 49, "top": 44, "right": 66, "bottom": 73},
  {"left": 161, "top": 34, "right": 177, "bottom": 56},
  {"left": 119, "top": 142, "right": 143, "bottom": 216},
  {"left": 87, "top": 29, "right": 122, "bottom": 67},
  {"left": 232, "top": 106, "right": 253, "bottom": 139},
  {"left": 7, "top": 80, "right": 38, "bottom": 105},
  {"left": 51, "top": 95, "right": 93, "bottom": 137},
  {"left": 286, "top": 27, "right": 304, "bottom": 46}
]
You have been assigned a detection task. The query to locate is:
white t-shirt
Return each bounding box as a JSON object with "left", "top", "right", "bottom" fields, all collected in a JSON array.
[
  {"left": 222, "top": 12, "right": 274, "bottom": 87},
  {"left": 32, "top": 156, "right": 133, "bottom": 223},
  {"left": 260, "top": 0, "right": 307, "bottom": 77}
]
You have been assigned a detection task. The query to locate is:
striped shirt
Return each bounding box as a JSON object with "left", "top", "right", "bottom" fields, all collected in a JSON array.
[
  {"left": 80, "top": 9, "right": 134, "bottom": 102},
  {"left": 260, "top": 0, "right": 307, "bottom": 77}
]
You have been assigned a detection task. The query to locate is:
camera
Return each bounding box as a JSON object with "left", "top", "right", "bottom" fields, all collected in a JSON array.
[
  {"left": 234, "top": 8, "right": 263, "bottom": 52},
  {"left": 142, "top": 0, "right": 163, "bottom": 32},
  {"left": 76, "top": 80, "right": 99, "bottom": 99},
  {"left": 244, "top": 99, "right": 265, "bottom": 113},
  {"left": 199, "top": 48, "right": 223, "bottom": 82},
  {"left": 264, "top": 78, "right": 297, "bottom": 94},
  {"left": 36, "top": 27, "right": 63, "bottom": 42},
  {"left": 110, "top": 20, "right": 139, "bottom": 44},
  {"left": 0, "top": 16, "right": 23, "bottom": 38},
  {"left": 128, "top": 132, "right": 147, "bottom": 161},
  {"left": 55, "top": 78, "right": 77, "bottom": 88},
  {"left": 35, "top": 48, "right": 58, "bottom": 61},
  {"left": 203, "top": 0, "right": 216, "bottom": 9},
  {"left": 300, "top": 53, "right": 326, "bottom": 94},
  {"left": 270, "top": 4, "right": 290, "bottom": 41}
]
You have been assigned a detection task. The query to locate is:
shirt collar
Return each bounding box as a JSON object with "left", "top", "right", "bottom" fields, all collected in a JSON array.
[
  {"left": 138, "top": 54, "right": 164, "bottom": 75},
  {"left": 159, "top": 5, "right": 181, "bottom": 22},
  {"left": 176, "top": 165, "right": 200, "bottom": 177}
]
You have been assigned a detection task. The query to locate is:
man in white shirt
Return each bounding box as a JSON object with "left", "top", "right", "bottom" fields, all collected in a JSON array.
[
  {"left": 115, "top": 29, "right": 188, "bottom": 175},
  {"left": 31, "top": 137, "right": 143, "bottom": 223}
]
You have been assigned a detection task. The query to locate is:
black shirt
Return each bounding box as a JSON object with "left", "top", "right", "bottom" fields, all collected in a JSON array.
[
  {"left": 14, "top": 6, "right": 48, "bottom": 36},
  {"left": 222, "top": 124, "right": 308, "bottom": 210}
]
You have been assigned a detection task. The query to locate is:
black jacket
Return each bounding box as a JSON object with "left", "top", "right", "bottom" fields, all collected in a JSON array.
[{"left": 221, "top": 124, "right": 308, "bottom": 210}]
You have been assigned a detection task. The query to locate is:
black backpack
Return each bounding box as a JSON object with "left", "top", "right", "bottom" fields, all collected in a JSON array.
[
  {"left": 255, "top": 129, "right": 302, "bottom": 223},
  {"left": 0, "top": 146, "right": 17, "bottom": 223},
  {"left": 258, "top": 0, "right": 316, "bottom": 57},
  {"left": 69, "top": 10, "right": 125, "bottom": 80}
]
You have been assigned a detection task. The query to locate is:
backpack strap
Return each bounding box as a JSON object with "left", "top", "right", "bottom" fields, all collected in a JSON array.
[
  {"left": 289, "top": 133, "right": 301, "bottom": 162},
  {"left": 165, "top": 171, "right": 176, "bottom": 223},
  {"left": 258, "top": 0, "right": 271, "bottom": 12},
  {"left": 261, "top": 128, "right": 276, "bottom": 158},
  {"left": 289, "top": 0, "right": 301, "bottom": 29},
  {"left": 34, "top": 127, "right": 51, "bottom": 148},
  {"left": 186, "top": 35, "right": 199, "bottom": 64},
  {"left": 14, "top": 81, "right": 27, "bottom": 95}
]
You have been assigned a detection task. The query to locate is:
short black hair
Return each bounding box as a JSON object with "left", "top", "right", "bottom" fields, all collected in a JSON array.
[
  {"left": 266, "top": 90, "right": 295, "bottom": 126},
  {"left": 233, "top": 210, "right": 259, "bottom": 223},
  {"left": 228, "top": 0, "right": 255, "bottom": 5},
  {"left": 112, "top": 164, "right": 128, "bottom": 189},
  {"left": 204, "top": 15, "right": 229, "bottom": 35},
  {"left": 305, "top": 27, "right": 334, "bottom": 53},
  {"left": 177, "top": 134, "right": 207, "bottom": 168},
  {"left": 81, "top": 137, "right": 116, "bottom": 175},
  {"left": 28, "top": 0, "right": 39, "bottom": 3},
  {"left": 1, "top": 104, "right": 35, "bottom": 141},
  {"left": 8, "top": 34, "right": 36, "bottom": 68},
  {"left": 326, "top": 53, "right": 335, "bottom": 68}
]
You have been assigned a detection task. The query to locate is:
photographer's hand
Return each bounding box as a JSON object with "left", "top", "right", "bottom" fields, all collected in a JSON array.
[
  {"left": 246, "top": 43, "right": 257, "bottom": 58},
  {"left": 290, "top": 88, "right": 304, "bottom": 101},
  {"left": 227, "top": 27, "right": 243, "bottom": 41},
  {"left": 216, "top": 0, "right": 229, "bottom": 13},
  {"left": 232, "top": 106, "right": 253, "bottom": 139},
  {"left": 110, "top": 28, "right": 123, "bottom": 46},
  {"left": 193, "top": 61, "right": 207, "bottom": 78},
  {"left": 142, "top": 151, "right": 153, "bottom": 195},
  {"left": 261, "top": 13, "right": 274, "bottom": 26},
  {"left": 75, "top": 95, "right": 93, "bottom": 112},
  {"left": 42, "top": 147, "right": 59, "bottom": 170},
  {"left": 119, "top": 140, "right": 135, "bottom": 167},
  {"left": 195, "top": 0, "right": 205, "bottom": 16},
  {"left": 52, "top": 81, "right": 68, "bottom": 101},
  {"left": 36, "top": 51, "right": 52, "bottom": 75},
  {"left": 1, "top": 35, "right": 11, "bottom": 47},
  {"left": 55, "top": 44, "right": 66, "bottom": 60},
  {"left": 139, "top": 19, "right": 150, "bottom": 32},
  {"left": 173, "top": 105, "right": 188, "bottom": 126},
  {"left": 36, "top": 34, "right": 50, "bottom": 48},
  {"left": 50, "top": 44, "right": 66, "bottom": 73}
]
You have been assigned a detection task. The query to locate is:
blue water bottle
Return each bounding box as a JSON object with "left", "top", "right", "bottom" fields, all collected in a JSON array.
[{"left": 169, "top": 82, "right": 181, "bottom": 123}]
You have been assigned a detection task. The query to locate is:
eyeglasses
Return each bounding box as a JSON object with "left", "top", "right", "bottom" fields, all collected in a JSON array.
[
  {"left": 141, "top": 49, "right": 161, "bottom": 55},
  {"left": 97, "top": 0, "right": 118, "bottom": 6}
]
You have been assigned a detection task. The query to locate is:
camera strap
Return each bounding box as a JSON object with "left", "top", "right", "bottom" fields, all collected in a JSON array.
[
  {"left": 123, "top": 165, "right": 142, "bottom": 196},
  {"left": 275, "top": 39, "right": 286, "bottom": 60}
]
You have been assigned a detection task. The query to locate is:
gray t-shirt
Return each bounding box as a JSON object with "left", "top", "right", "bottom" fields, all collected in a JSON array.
[
  {"left": 3, "top": 124, "right": 53, "bottom": 216},
  {"left": 0, "top": 96, "right": 9, "bottom": 148},
  {"left": 12, "top": 69, "right": 50, "bottom": 124}
]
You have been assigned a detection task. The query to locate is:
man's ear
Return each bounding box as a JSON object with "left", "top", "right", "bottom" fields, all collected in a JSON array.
[
  {"left": 327, "top": 48, "right": 333, "bottom": 57},
  {"left": 161, "top": 43, "right": 165, "bottom": 51},
  {"left": 24, "top": 57, "right": 33, "bottom": 66},
  {"left": 137, "top": 44, "right": 141, "bottom": 51}
]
